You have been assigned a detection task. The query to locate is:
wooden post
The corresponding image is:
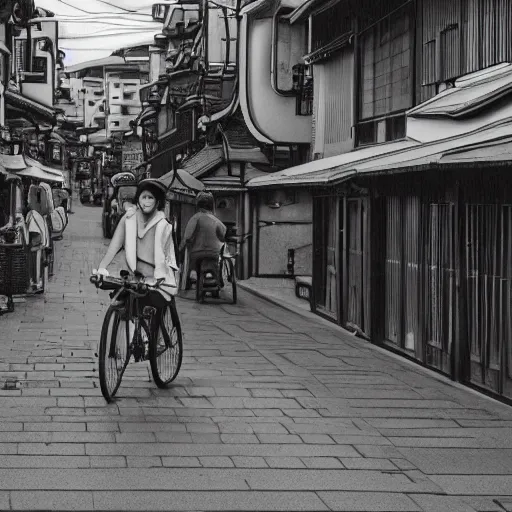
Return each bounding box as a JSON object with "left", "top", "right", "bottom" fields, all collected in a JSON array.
[
  {"left": 252, "top": 194, "right": 259, "bottom": 277},
  {"left": 340, "top": 194, "right": 347, "bottom": 327},
  {"left": 242, "top": 190, "right": 251, "bottom": 280},
  {"left": 454, "top": 177, "right": 466, "bottom": 383}
]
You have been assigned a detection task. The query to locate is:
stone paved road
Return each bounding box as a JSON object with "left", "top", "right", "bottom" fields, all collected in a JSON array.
[{"left": 1, "top": 205, "right": 512, "bottom": 511}]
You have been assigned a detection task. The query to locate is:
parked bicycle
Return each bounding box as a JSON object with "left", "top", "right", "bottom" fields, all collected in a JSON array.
[{"left": 90, "top": 271, "right": 183, "bottom": 402}]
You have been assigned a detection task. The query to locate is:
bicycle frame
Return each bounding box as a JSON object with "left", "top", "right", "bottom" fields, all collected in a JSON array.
[{"left": 91, "top": 273, "right": 157, "bottom": 362}]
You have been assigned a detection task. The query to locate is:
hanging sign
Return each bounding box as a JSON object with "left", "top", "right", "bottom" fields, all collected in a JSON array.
[{"left": 122, "top": 140, "right": 143, "bottom": 172}]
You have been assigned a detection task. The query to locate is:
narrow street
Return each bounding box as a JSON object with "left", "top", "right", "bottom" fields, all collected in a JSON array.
[{"left": 1, "top": 205, "right": 512, "bottom": 512}]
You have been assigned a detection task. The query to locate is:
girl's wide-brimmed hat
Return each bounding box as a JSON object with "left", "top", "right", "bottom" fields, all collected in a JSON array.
[
  {"left": 135, "top": 178, "right": 168, "bottom": 206},
  {"left": 110, "top": 172, "right": 137, "bottom": 188}
]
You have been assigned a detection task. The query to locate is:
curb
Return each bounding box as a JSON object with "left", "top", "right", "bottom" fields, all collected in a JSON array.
[{"left": 237, "top": 282, "right": 511, "bottom": 411}]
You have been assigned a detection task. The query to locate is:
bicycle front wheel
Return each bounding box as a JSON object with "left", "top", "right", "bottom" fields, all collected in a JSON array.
[
  {"left": 99, "top": 306, "right": 130, "bottom": 402},
  {"left": 149, "top": 300, "right": 183, "bottom": 387}
]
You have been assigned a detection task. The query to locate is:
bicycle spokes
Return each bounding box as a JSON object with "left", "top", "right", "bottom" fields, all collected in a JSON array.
[
  {"left": 99, "top": 307, "right": 130, "bottom": 402},
  {"left": 149, "top": 302, "right": 183, "bottom": 387}
]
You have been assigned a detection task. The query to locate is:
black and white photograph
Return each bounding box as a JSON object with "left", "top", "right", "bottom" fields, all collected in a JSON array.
[{"left": 1, "top": 0, "right": 512, "bottom": 510}]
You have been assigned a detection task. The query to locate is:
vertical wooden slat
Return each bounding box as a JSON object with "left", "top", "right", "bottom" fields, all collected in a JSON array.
[
  {"left": 324, "top": 49, "right": 354, "bottom": 155},
  {"left": 404, "top": 196, "right": 420, "bottom": 352},
  {"left": 385, "top": 196, "right": 402, "bottom": 345}
]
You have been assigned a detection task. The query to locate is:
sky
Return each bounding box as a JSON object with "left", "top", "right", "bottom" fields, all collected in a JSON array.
[{"left": 35, "top": 0, "right": 173, "bottom": 66}]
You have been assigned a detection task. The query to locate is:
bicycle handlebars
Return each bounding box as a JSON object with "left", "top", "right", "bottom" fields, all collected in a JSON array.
[{"left": 90, "top": 274, "right": 150, "bottom": 296}]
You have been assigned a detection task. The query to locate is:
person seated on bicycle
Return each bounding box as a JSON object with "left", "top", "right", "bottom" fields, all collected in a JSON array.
[
  {"left": 93, "top": 179, "right": 178, "bottom": 303},
  {"left": 179, "top": 191, "right": 227, "bottom": 284}
]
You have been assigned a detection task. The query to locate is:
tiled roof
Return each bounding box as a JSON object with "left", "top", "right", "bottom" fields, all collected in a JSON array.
[
  {"left": 182, "top": 145, "right": 224, "bottom": 177},
  {"left": 222, "top": 111, "right": 260, "bottom": 148},
  {"left": 5, "top": 90, "right": 62, "bottom": 122},
  {"left": 248, "top": 117, "right": 512, "bottom": 188}
]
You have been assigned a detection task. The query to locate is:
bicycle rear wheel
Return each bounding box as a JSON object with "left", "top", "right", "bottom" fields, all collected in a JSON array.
[
  {"left": 99, "top": 305, "right": 130, "bottom": 402},
  {"left": 149, "top": 299, "right": 183, "bottom": 387},
  {"left": 221, "top": 258, "right": 237, "bottom": 304}
]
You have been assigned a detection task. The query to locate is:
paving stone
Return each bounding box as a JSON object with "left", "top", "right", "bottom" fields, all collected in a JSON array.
[
  {"left": 199, "top": 456, "right": 234, "bottom": 468},
  {"left": 265, "top": 457, "right": 306, "bottom": 468},
  {"left": 24, "top": 422, "right": 86, "bottom": 432},
  {"left": 126, "top": 456, "right": 163, "bottom": 468},
  {"left": 354, "top": 445, "right": 404, "bottom": 458},
  {"left": 0, "top": 456, "right": 90, "bottom": 468},
  {"left": 221, "top": 434, "right": 260, "bottom": 444},
  {"left": 0, "top": 444, "right": 18, "bottom": 455},
  {"left": 17, "top": 443, "right": 85, "bottom": 456},
  {"left": 299, "top": 434, "right": 335, "bottom": 444},
  {"left": 86, "top": 423, "right": 120, "bottom": 432},
  {"left": 214, "top": 387, "right": 251, "bottom": 397},
  {"left": 341, "top": 458, "right": 399, "bottom": 471},
  {"left": 10, "top": 491, "right": 94, "bottom": 510},
  {"left": 456, "top": 496, "right": 506, "bottom": 512},
  {"left": 118, "top": 423, "right": 185, "bottom": 433},
  {"left": 318, "top": 491, "right": 421, "bottom": 511},
  {"left": 0, "top": 423, "right": 22, "bottom": 432},
  {"left": 301, "top": 457, "right": 344, "bottom": 469},
  {"left": 429, "top": 475, "right": 512, "bottom": 496},
  {"left": 231, "top": 456, "right": 268, "bottom": 468},
  {"left": 84, "top": 443, "right": 360, "bottom": 457},
  {"left": 256, "top": 434, "right": 302, "bottom": 444},
  {"left": 92, "top": 491, "right": 328, "bottom": 511},
  {"left": 398, "top": 448, "right": 512, "bottom": 474},
  {"left": 115, "top": 433, "right": 157, "bottom": 443},
  {"left": 89, "top": 456, "right": 126, "bottom": 468},
  {"left": 0, "top": 492, "right": 7, "bottom": 510},
  {"left": 209, "top": 397, "right": 301, "bottom": 409},
  {"left": 409, "top": 494, "right": 479, "bottom": 511},
  {"left": 161, "top": 457, "right": 202, "bottom": 467}
]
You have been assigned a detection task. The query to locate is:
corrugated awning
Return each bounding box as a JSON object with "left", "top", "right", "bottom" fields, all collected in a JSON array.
[
  {"left": 408, "top": 63, "right": 512, "bottom": 119},
  {"left": 4, "top": 90, "right": 62, "bottom": 122},
  {"left": 247, "top": 117, "right": 512, "bottom": 188},
  {"left": 247, "top": 139, "right": 418, "bottom": 188},
  {"left": 18, "top": 157, "right": 65, "bottom": 183},
  {"left": 16, "top": 167, "right": 64, "bottom": 183}
]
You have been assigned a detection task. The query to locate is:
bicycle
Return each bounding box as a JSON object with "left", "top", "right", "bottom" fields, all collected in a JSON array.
[
  {"left": 195, "top": 246, "right": 237, "bottom": 305},
  {"left": 90, "top": 270, "right": 183, "bottom": 402}
]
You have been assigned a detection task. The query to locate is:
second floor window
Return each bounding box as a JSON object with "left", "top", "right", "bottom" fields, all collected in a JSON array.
[
  {"left": 359, "top": 3, "right": 413, "bottom": 121},
  {"left": 356, "top": 2, "right": 413, "bottom": 145}
]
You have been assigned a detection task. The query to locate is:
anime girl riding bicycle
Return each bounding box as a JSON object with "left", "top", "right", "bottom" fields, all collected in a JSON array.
[{"left": 91, "top": 178, "right": 182, "bottom": 401}]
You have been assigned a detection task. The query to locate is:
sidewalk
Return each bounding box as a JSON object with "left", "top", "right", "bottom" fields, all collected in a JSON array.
[
  {"left": 237, "top": 277, "right": 311, "bottom": 313},
  {"left": 1, "top": 204, "right": 512, "bottom": 511}
]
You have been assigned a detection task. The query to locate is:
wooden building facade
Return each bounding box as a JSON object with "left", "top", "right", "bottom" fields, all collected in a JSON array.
[{"left": 247, "top": 0, "right": 512, "bottom": 403}]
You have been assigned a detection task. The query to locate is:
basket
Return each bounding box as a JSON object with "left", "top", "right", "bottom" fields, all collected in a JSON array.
[{"left": 0, "top": 242, "right": 29, "bottom": 296}]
